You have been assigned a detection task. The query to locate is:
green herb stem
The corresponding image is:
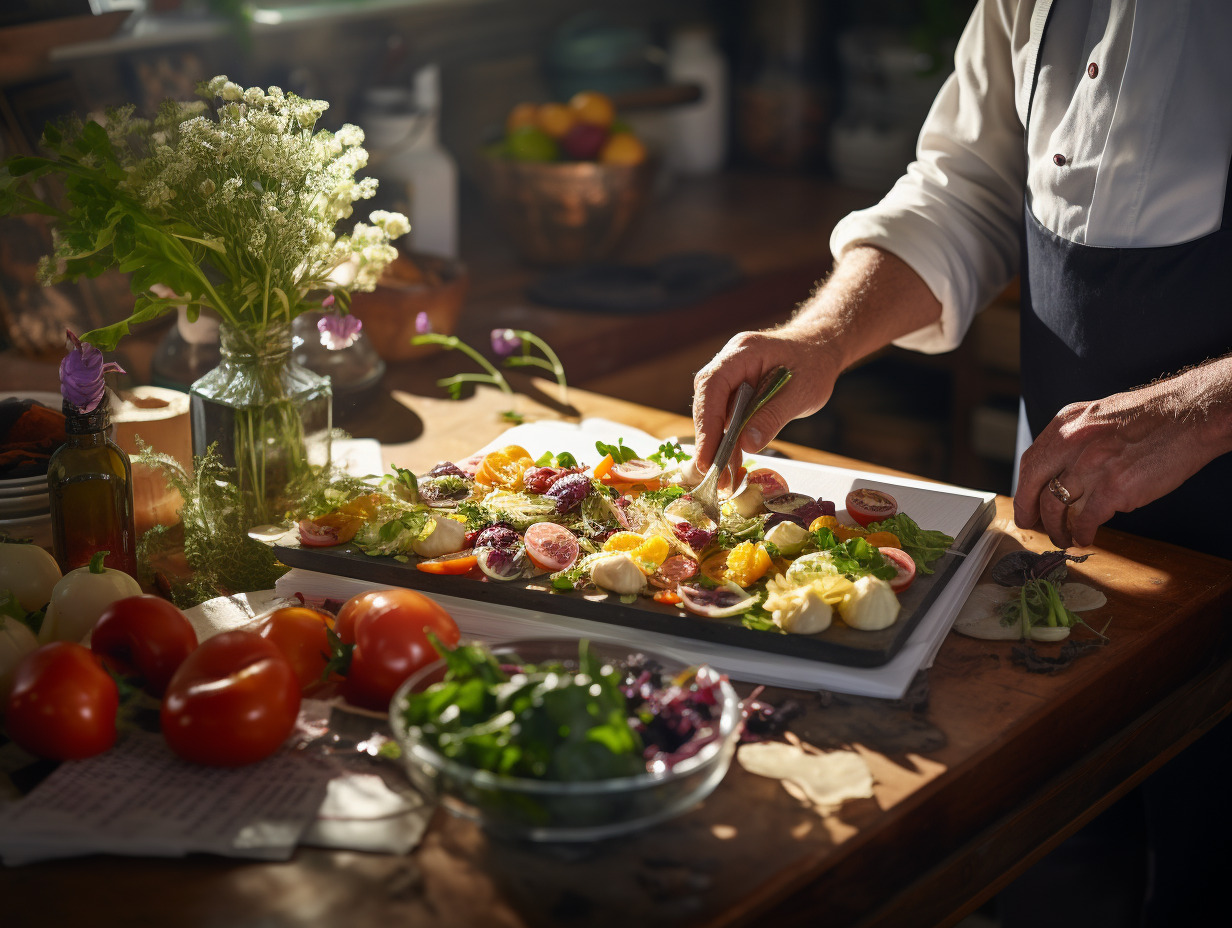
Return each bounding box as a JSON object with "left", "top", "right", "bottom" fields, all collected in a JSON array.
[{"left": 412, "top": 334, "right": 514, "bottom": 396}]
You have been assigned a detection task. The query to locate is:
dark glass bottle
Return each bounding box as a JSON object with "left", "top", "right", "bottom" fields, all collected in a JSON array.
[{"left": 47, "top": 394, "right": 138, "bottom": 578}]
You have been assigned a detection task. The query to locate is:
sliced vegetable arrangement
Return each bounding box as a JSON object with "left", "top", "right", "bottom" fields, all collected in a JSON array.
[{"left": 295, "top": 440, "right": 959, "bottom": 637}]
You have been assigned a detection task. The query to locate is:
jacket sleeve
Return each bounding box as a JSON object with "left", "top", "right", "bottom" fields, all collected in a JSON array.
[{"left": 830, "top": 0, "right": 1031, "bottom": 353}]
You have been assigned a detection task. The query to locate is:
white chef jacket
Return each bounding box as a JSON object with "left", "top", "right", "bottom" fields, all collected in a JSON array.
[{"left": 830, "top": 0, "right": 1232, "bottom": 356}]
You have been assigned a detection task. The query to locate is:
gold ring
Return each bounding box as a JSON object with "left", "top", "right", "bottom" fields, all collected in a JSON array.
[{"left": 1047, "top": 476, "right": 1075, "bottom": 506}]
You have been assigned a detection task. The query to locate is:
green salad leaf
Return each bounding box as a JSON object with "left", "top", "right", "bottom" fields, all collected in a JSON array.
[{"left": 866, "top": 513, "right": 954, "bottom": 575}]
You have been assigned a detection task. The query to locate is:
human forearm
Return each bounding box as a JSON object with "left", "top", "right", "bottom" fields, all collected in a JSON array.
[
  {"left": 781, "top": 245, "right": 945, "bottom": 371},
  {"left": 691, "top": 245, "right": 942, "bottom": 472}
]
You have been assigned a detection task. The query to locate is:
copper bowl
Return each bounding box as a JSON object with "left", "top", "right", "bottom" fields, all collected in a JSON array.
[
  {"left": 477, "top": 156, "right": 656, "bottom": 266},
  {"left": 347, "top": 250, "right": 469, "bottom": 362}
]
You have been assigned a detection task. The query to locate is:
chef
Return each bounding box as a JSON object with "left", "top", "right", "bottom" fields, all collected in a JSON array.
[{"left": 691, "top": 0, "right": 1231, "bottom": 923}]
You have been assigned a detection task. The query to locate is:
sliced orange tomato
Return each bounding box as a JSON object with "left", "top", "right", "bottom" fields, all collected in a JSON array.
[
  {"left": 862, "top": 531, "right": 901, "bottom": 549},
  {"left": 602, "top": 531, "right": 670, "bottom": 571},
  {"left": 724, "top": 541, "right": 772, "bottom": 587},
  {"left": 652, "top": 589, "right": 682, "bottom": 605},
  {"left": 474, "top": 445, "right": 534, "bottom": 490}
]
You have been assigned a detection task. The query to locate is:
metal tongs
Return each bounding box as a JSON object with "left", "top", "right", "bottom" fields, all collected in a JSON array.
[{"left": 691, "top": 366, "right": 792, "bottom": 525}]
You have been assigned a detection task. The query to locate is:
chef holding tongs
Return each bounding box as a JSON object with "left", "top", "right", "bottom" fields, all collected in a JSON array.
[{"left": 691, "top": 1, "right": 1232, "bottom": 924}]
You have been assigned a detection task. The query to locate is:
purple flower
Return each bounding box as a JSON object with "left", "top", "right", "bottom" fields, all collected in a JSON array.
[
  {"left": 491, "top": 328, "right": 521, "bottom": 357},
  {"left": 321, "top": 294, "right": 336, "bottom": 310},
  {"left": 60, "top": 330, "right": 125, "bottom": 413},
  {"left": 415, "top": 311, "right": 431, "bottom": 335},
  {"left": 317, "top": 312, "right": 362, "bottom": 350}
]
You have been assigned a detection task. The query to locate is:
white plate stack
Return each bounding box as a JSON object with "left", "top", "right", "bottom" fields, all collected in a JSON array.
[{"left": 0, "top": 391, "right": 60, "bottom": 549}]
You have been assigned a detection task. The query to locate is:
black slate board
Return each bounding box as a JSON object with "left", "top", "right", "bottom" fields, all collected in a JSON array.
[{"left": 273, "top": 494, "right": 994, "bottom": 668}]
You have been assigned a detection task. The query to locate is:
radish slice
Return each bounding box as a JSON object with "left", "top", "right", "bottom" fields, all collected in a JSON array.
[
  {"left": 477, "top": 546, "right": 527, "bottom": 581},
  {"left": 650, "top": 554, "right": 698, "bottom": 589},
  {"left": 524, "top": 521, "right": 580, "bottom": 572},
  {"left": 764, "top": 493, "right": 815, "bottom": 514},
  {"left": 608, "top": 458, "right": 665, "bottom": 485},
  {"left": 745, "top": 467, "right": 789, "bottom": 499},
  {"left": 677, "top": 581, "right": 758, "bottom": 618}
]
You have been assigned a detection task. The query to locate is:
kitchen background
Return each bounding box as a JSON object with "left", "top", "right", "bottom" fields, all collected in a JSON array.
[{"left": 0, "top": 0, "right": 1022, "bottom": 494}]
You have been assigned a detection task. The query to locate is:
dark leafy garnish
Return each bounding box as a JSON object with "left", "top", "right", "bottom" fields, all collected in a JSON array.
[
  {"left": 866, "top": 513, "right": 954, "bottom": 575},
  {"left": 1011, "top": 638, "right": 1105, "bottom": 674},
  {"left": 990, "top": 550, "right": 1090, "bottom": 586}
]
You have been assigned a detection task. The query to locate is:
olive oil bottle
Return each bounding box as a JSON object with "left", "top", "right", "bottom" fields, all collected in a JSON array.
[{"left": 47, "top": 393, "right": 137, "bottom": 578}]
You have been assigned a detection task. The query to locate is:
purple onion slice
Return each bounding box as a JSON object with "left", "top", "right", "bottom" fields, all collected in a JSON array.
[{"left": 676, "top": 581, "right": 758, "bottom": 618}]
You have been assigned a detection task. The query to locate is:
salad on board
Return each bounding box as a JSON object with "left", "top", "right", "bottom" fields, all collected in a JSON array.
[{"left": 294, "top": 439, "right": 956, "bottom": 637}]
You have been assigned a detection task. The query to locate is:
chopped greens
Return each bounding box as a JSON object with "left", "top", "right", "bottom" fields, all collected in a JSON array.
[{"left": 400, "top": 638, "right": 729, "bottom": 781}]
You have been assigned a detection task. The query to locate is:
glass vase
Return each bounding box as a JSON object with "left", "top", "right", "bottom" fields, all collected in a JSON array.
[{"left": 189, "top": 322, "right": 332, "bottom": 525}]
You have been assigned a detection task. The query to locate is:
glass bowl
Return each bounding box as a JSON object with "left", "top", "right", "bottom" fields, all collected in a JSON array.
[{"left": 389, "top": 638, "right": 743, "bottom": 842}]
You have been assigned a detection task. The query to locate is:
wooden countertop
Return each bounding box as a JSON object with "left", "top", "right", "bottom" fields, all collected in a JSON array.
[{"left": 3, "top": 382, "right": 1231, "bottom": 928}]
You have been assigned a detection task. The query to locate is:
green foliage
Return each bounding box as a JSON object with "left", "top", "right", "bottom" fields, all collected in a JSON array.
[
  {"left": 136, "top": 442, "right": 288, "bottom": 608},
  {"left": 401, "top": 639, "right": 644, "bottom": 781},
  {"left": 0, "top": 78, "right": 407, "bottom": 350},
  {"left": 866, "top": 513, "right": 954, "bottom": 575}
]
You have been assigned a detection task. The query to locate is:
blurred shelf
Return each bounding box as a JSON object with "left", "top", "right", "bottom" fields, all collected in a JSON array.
[{"left": 46, "top": 0, "right": 495, "bottom": 63}]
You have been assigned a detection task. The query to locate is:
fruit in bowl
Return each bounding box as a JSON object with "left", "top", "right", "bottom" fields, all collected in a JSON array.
[
  {"left": 479, "top": 92, "right": 654, "bottom": 266},
  {"left": 492, "top": 91, "right": 648, "bottom": 166}
]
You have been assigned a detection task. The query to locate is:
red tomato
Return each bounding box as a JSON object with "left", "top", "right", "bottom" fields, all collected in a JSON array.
[
  {"left": 845, "top": 488, "right": 898, "bottom": 528},
  {"left": 91, "top": 595, "right": 198, "bottom": 697},
  {"left": 258, "top": 606, "right": 335, "bottom": 692},
  {"left": 161, "top": 631, "right": 301, "bottom": 767},
  {"left": 879, "top": 546, "right": 917, "bottom": 593},
  {"left": 6, "top": 642, "right": 118, "bottom": 760},
  {"left": 335, "top": 589, "right": 460, "bottom": 711}
]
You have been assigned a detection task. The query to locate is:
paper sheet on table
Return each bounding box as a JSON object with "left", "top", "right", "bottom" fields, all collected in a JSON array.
[{"left": 0, "top": 687, "right": 430, "bottom": 866}]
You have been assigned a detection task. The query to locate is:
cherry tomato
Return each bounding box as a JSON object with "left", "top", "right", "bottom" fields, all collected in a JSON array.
[
  {"left": 91, "top": 594, "right": 198, "bottom": 697},
  {"left": 161, "top": 631, "right": 301, "bottom": 767},
  {"left": 335, "top": 589, "right": 460, "bottom": 711},
  {"left": 258, "top": 606, "right": 335, "bottom": 692},
  {"left": 845, "top": 488, "right": 898, "bottom": 528},
  {"left": 879, "top": 546, "right": 917, "bottom": 593},
  {"left": 6, "top": 642, "right": 118, "bottom": 760}
]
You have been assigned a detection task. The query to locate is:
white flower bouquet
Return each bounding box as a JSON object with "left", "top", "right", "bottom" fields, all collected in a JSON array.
[{"left": 0, "top": 75, "right": 408, "bottom": 350}]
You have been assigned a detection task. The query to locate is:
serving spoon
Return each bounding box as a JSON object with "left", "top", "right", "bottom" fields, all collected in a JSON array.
[{"left": 691, "top": 365, "right": 792, "bottom": 525}]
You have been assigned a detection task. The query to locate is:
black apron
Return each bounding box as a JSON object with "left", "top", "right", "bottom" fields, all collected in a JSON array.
[
  {"left": 1019, "top": 14, "right": 1232, "bottom": 561},
  {"left": 1005, "top": 10, "right": 1232, "bottom": 925}
]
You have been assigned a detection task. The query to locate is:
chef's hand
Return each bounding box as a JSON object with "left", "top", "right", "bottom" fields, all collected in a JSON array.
[
  {"left": 692, "top": 329, "right": 843, "bottom": 481},
  {"left": 692, "top": 246, "right": 946, "bottom": 481},
  {"left": 1014, "top": 360, "right": 1232, "bottom": 548}
]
